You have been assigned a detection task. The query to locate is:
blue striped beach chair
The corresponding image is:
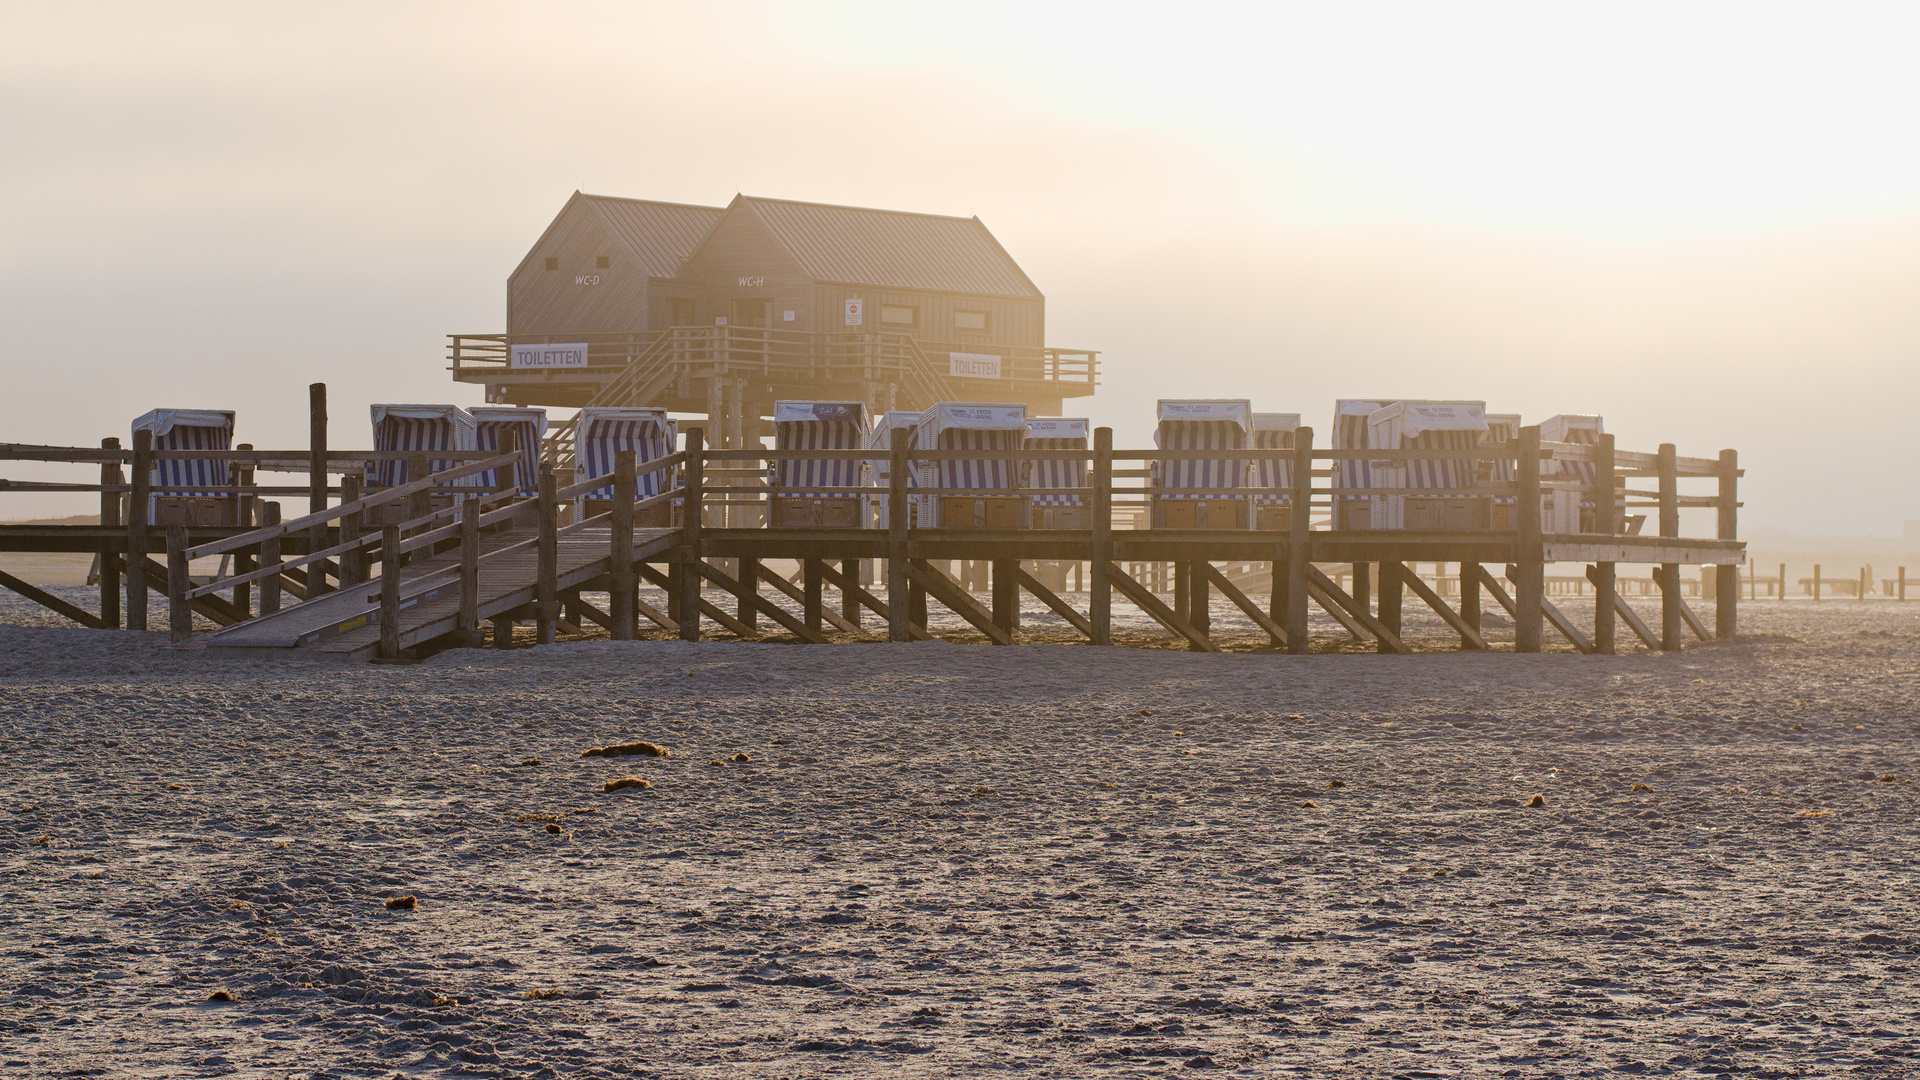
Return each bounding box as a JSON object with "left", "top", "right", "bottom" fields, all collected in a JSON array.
[
  {"left": 131, "top": 409, "right": 237, "bottom": 525},
  {"left": 915, "top": 403, "right": 1029, "bottom": 528},
  {"left": 864, "top": 410, "right": 923, "bottom": 529},
  {"left": 1152, "top": 400, "right": 1252, "bottom": 529},
  {"left": 574, "top": 407, "right": 677, "bottom": 523},
  {"left": 470, "top": 407, "right": 546, "bottom": 497},
  {"left": 1251, "top": 412, "right": 1300, "bottom": 529},
  {"left": 1365, "top": 401, "right": 1489, "bottom": 531},
  {"left": 1540, "top": 414, "right": 1604, "bottom": 533},
  {"left": 1023, "top": 418, "right": 1089, "bottom": 528},
  {"left": 1333, "top": 400, "right": 1397, "bottom": 529},
  {"left": 368, "top": 405, "right": 478, "bottom": 489},
  {"left": 770, "top": 401, "right": 868, "bottom": 528}
]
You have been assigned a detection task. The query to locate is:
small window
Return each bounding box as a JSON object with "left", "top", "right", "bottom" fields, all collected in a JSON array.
[
  {"left": 544, "top": 257, "right": 559, "bottom": 271},
  {"left": 880, "top": 304, "right": 917, "bottom": 327},
  {"left": 595, "top": 255, "right": 610, "bottom": 269},
  {"left": 954, "top": 310, "right": 989, "bottom": 332}
]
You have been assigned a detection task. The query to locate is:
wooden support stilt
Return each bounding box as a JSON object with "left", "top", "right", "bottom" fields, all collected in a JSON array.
[
  {"left": 1658, "top": 442, "right": 1681, "bottom": 650},
  {"left": 98, "top": 437, "right": 121, "bottom": 629},
  {"left": 259, "top": 503, "right": 282, "bottom": 615},
  {"left": 338, "top": 473, "right": 364, "bottom": 587},
  {"left": 127, "top": 428, "right": 151, "bottom": 631},
  {"left": 456, "top": 495, "right": 480, "bottom": 645},
  {"left": 697, "top": 560, "right": 826, "bottom": 643},
  {"left": 491, "top": 617, "right": 514, "bottom": 648},
  {"left": 1105, "top": 562, "right": 1216, "bottom": 651},
  {"left": 166, "top": 525, "right": 191, "bottom": 643},
  {"left": 1499, "top": 565, "right": 1594, "bottom": 653},
  {"left": 377, "top": 524, "right": 402, "bottom": 660},
  {"left": 1305, "top": 565, "right": 1409, "bottom": 653},
  {"left": 610, "top": 450, "right": 636, "bottom": 641},
  {"left": 1090, "top": 427, "right": 1113, "bottom": 645},
  {"left": 737, "top": 556, "right": 759, "bottom": 633},
  {"left": 0, "top": 568, "right": 108, "bottom": 629},
  {"left": 1389, "top": 561, "right": 1486, "bottom": 650},
  {"left": 887, "top": 427, "right": 911, "bottom": 643},
  {"left": 1014, "top": 565, "right": 1093, "bottom": 640},
  {"left": 1586, "top": 566, "right": 1659, "bottom": 649},
  {"left": 1285, "top": 426, "right": 1313, "bottom": 653},
  {"left": 1377, "top": 559, "right": 1405, "bottom": 655},
  {"left": 1198, "top": 561, "right": 1286, "bottom": 647},
  {"left": 762, "top": 567, "right": 865, "bottom": 635},
  {"left": 640, "top": 562, "right": 758, "bottom": 639},
  {"left": 840, "top": 558, "right": 860, "bottom": 629},
  {"left": 908, "top": 560, "right": 1011, "bottom": 645},
  {"left": 803, "top": 557, "right": 824, "bottom": 635},
  {"left": 1459, "top": 560, "right": 1482, "bottom": 639},
  {"left": 1514, "top": 425, "right": 1546, "bottom": 653},
  {"left": 536, "top": 466, "right": 558, "bottom": 645},
  {"left": 1715, "top": 448, "right": 1738, "bottom": 639},
  {"left": 1173, "top": 559, "right": 1191, "bottom": 626},
  {"left": 814, "top": 561, "right": 930, "bottom": 640},
  {"left": 1592, "top": 432, "right": 1617, "bottom": 654},
  {"left": 991, "top": 558, "right": 1019, "bottom": 636},
  {"left": 679, "top": 427, "right": 704, "bottom": 642}
]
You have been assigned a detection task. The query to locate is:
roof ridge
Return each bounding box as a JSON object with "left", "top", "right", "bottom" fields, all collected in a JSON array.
[
  {"left": 580, "top": 192, "right": 726, "bottom": 213},
  {"left": 734, "top": 193, "right": 978, "bottom": 224}
]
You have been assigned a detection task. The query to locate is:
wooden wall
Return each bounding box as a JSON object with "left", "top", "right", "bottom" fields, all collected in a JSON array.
[{"left": 507, "top": 202, "right": 655, "bottom": 337}]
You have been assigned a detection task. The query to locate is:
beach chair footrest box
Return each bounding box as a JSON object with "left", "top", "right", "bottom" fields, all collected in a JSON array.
[
  {"left": 1403, "top": 497, "right": 1490, "bottom": 532},
  {"left": 770, "top": 497, "right": 862, "bottom": 529},
  {"left": 1253, "top": 504, "right": 1293, "bottom": 531},
  {"left": 1030, "top": 506, "right": 1090, "bottom": 530},
  {"left": 1153, "top": 498, "right": 1248, "bottom": 530},
  {"left": 936, "top": 496, "right": 1027, "bottom": 529},
  {"left": 1334, "top": 501, "right": 1372, "bottom": 531},
  {"left": 152, "top": 496, "right": 240, "bottom": 527},
  {"left": 584, "top": 499, "right": 678, "bottom": 528}
]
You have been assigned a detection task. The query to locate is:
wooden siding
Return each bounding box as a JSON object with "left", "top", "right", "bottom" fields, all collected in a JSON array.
[
  {"left": 678, "top": 210, "right": 813, "bottom": 330},
  {"left": 811, "top": 284, "right": 1042, "bottom": 349},
  {"left": 509, "top": 199, "right": 654, "bottom": 337}
]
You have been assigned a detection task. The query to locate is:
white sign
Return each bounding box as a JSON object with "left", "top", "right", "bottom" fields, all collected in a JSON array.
[
  {"left": 737, "top": 276, "right": 765, "bottom": 287},
  {"left": 948, "top": 351, "right": 1002, "bottom": 379},
  {"left": 510, "top": 342, "right": 590, "bottom": 369},
  {"left": 574, "top": 275, "right": 600, "bottom": 286},
  {"left": 844, "top": 298, "right": 863, "bottom": 326}
]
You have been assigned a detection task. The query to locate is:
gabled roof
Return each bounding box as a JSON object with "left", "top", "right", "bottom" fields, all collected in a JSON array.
[
  {"left": 516, "top": 192, "right": 725, "bottom": 280},
  {"left": 728, "top": 195, "right": 1042, "bottom": 299}
]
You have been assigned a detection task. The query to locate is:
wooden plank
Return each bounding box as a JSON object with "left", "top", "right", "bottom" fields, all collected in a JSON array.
[
  {"left": 128, "top": 428, "right": 151, "bottom": 631},
  {"left": 1286, "top": 427, "right": 1313, "bottom": 652},
  {"left": 680, "top": 428, "right": 704, "bottom": 641},
  {"left": 637, "top": 562, "right": 757, "bottom": 639},
  {"left": 1305, "top": 565, "right": 1410, "bottom": 653},
  {"left": 308, "top": 382, "right": 331, "bottom": 596},
  {"left": 1658, "top": 443, "right": 1681, "bottom": 651},
  {"left": 907, "top": 560, "right": 1012, "bottom": 646},
  {"left": 1677, "top": 593, "right": 1712, "bottom": 642},
  {"left": 378, "top": 524, "right": 402, "bottom": 659},
  {"left": 761, "top": 568, "right": 864, "bottom": 635},
  {"left": 1090, "top": 427, "right": 1113, "bottom": 645},
  {"left": 1104, "top": 562, "right": 1216, "bottom": 651},
  {"left": 1014, "top": 564, "right": 1094, "bottom": 640},
  {"left": 1715, "top": 448, "right": 1738, "bottom": 639},
  {"left": 1497, "top": 565, "right": 1596, "bottom": 653},
  {"left": 98, "top": 438, "right": 121, "bottom": 628},
  {"left": 697, "top": 560, "right": 827, "bottom": 643},
  {"left": 537, "top": 467, "right": 558, "bottom": 645},
  {"left": 1586, "top": 566, "right": 1660, "bottom": 649},
  {"left": 1198, "top": 561, "right": 1286, "bottom": 646},
  {"left": 814, "top": 561, "right": 931, "bottom": 640},
  {"left": 0, "top": 568, "right": 108, "bottom": 629},
  {"left": 1388, "top": 562, "right": 1487, "bottom": 650},
  {"left": 1513, "top": 425, "right": 1545, "bottom": 652},
  {"left": 887, "top": 427, "right": 910, "bottom": 642}
]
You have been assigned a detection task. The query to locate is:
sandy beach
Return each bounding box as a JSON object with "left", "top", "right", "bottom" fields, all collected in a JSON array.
[{"left": 4, "top": 591, "right": 1918, "bottom": 1077}]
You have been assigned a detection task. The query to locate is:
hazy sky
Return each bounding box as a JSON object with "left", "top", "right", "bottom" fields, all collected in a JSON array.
[{"left": 4, "top": 1, "right": 1918, "bottom": 533}]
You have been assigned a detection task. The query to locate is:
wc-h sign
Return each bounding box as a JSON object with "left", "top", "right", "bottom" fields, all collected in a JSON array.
[
  {"left": 510, "top": 342, "right": 590, "bottom": 369},
  {"left": 844, "top": 298, "right": 863, "bottom": 326}
]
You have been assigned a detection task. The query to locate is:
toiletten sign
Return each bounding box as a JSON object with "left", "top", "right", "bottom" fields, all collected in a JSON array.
[
  {"left": 510, "top": 343, "right": 590, "bottom": 369},
  {"left": 948, "top": 352, "right": 1002, "bottom": 379}
]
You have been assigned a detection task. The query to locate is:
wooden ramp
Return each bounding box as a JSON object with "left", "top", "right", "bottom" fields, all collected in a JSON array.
[{"left": 206, "top": 525, "right": 679, "bottom": 660}]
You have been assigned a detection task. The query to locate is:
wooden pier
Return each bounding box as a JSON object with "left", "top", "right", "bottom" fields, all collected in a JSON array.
[{"left": 3, "top": 400, "right": 1753, "bottom": 659}]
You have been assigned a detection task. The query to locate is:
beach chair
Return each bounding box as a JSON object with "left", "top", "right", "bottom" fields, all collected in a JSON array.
[
  {"left": 1366, "top": 401, "right": 1490, "bottom": 531},
  {"left": 769, "top": 401, "right": 868, "bottom": 528},
  {"left": 1333, "top": 399, "right": 1398, "bottom": 529},
  {"left": 1251, "top": 412, "right": 1300, "bottom": 530},
  {"left": 132, "top": 409, "right": 238, "bottom": 526},
  {"left": 865, "top": 410, "right": 923, "bottom": 529},
  {"left": 1151, "top": 400, "right": 1252, "bottom": 529},
  {"left": 470, "top": 406, "right": 546, "bottom": 497},
  {"left": 1481, "top": 413, "right": 1520, "bottom": 530},
  {"left": 1540, "top": 414, "right": 1605, "bottom": 533},
  {"left": 916, "top": 403, "right": 1030, "bottom": 528},
  {"left": 1023, "top": 418, "right": 1090, "bottom": 529},
  {"left": 574, "top": 407, "right": 677, "bottom": 526},
  {"left": 368, "top": 405, "right": 479, "bottom": 525}
]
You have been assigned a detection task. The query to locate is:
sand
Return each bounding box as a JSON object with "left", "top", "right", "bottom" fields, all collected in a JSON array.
[{"left": 3, "top": 587, "right": 1918, "bottom": 1077}]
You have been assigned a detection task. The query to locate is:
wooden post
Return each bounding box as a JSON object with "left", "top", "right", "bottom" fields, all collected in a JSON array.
[
  {"left": 992, "top": 559, "right": 1019, "bottom": 636},
  {"left": 127, "top": 428, "right": 152, "bottom": 631},
  {"left": 887, "top": 426, "right": 911, "bottom": 642},
  {"left": 405, "top": 451, "right": 431, "bottom": 529},
  {"left": 678, "top": 427, "right": 703, "bottom": 642},
  {"left": 610, "top": 450, "right": 636, "bottom": 641},
  {"left": 1285, "top": 425, "right": 1313, "bottom": 653},
  {"left": 338, "top": 473, "right": 363, "bottom": 586},
  {"left": 739, "top": 557, "right": 761, "bottom": 632},
  {"left": 1377, "top": 560, "right": 1404, "bottom": 654},
  {"left": 1898, "top": 567, "right": 1906, "bottom": 601},
  {"left": 1172, "top": 559, "right": 1192, "bottom": 625},
  {"left": 537, "top": 466, "right": 558, "bottom": 645},
  {"left": 166, "top": 525, "right": 191, "bottom": 643},
  {"left": 378, "top": 524, "right": 402, "bottom": 659},
  {"left": 1658, "top": 443, "right": 1681, "bottom": 649},
  {"left": 1514, "top": 425, "right": 1545, "bottom": 653},
  {"left": 803, "top": 558, "right": 823, "bottom": 635},
  {"left": 1352, "top": 562, "right": 1371, "bottom": 615},
  {"left": 1459, "top": 561, "right": 1481, "bottom": 637},
  {"left": 1779, "top": 562, "right": 1786, "bottom": 601},
  {"left": 1591, "top": 432, "right": 1617, "bottom": 654},
  {"left": 841, "top": 558, "right": 860, "bottom": 629},
  {"left": 231, "top": 442, "right": 254, "bottom": 616},
  {"left": 496, "top": 427, "right": 519, "bottom": 496},
  {"left": 99, "top": 437, "right": 122, "bottom": 629},
  {"left": 259, "top": 503, "right": 282, "bottom": 615},
  {"left": 1090, "top": 427, "right": 1113, "bottom": 646},
  {"left": 1715, "top": 449, "right": 1738, "bottom": 637},
  {"left": 1812, "top": 563, "right": 1821, "bottom": 601},
  {"left": 308, "top": 383, "right": 330, "bottom": 595},
  {"left": 457, "top": 495, "right": 480, "bottom": 642}
]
